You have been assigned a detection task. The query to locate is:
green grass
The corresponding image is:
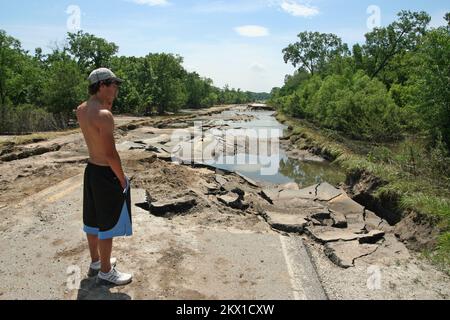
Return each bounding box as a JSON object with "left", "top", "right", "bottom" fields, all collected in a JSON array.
[
  {"left": 400, "top": 195, "right": 450, "bottom": 225},
  {"left": 435, "top": 233, "right": 450, "bottom": 272}
]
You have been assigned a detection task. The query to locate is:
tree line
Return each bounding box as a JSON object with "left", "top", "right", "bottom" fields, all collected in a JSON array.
[
  {"left": 270, "top": 11, "right": 449, "bottom": 152},
  {"left": 0, "top": 30, "right": 268, "bottom": 134}
]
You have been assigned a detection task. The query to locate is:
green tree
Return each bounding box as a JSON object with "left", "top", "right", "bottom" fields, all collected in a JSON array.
[
  {"left": 352, "top": 44, "right": 365, "bottom": 71},
  {"left": 185, "top": 72, "right": 216, "bottom": 108},
  {"left": 149, "top": 53, "right": 187, "bottom": 115},
  {"left": 67, "top": 31, "right": 119, "bottom": 74},
  {"left": 363, "top": 10, "right": 430, "bottom": 80},
  {"left": 185, "top": 72, "right": 204, "bottom": 108},
  {"left": 42, "top": 53, "right": 87, "bottom": 116},
  {"left": 290, "top": 74, "right": 322, "bottom": 118},
  {"left": 111, "top": 55, "right": 155, "bottom": 114},
  {"left": 280, "top": 68, "right": 310, "bottom": 96},
  {"left": 0, "top": 30, "right": 23, "bottom": 130},
  {"left": 7, "top": 52, "right": 46, "bottom": 108},
  {"left": 409, "top": 25, "right": 450, "bottom": 149},
  {"left": 282, "top": 32, "right": 349, "bottom": 75},
  {"left": 309, "top": 72, "right": 401, "bottom": 141}
]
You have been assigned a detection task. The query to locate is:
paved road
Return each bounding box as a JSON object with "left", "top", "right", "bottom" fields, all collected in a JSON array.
[{"left": 0, "top": 174, "right": 327, "bottom": 300}]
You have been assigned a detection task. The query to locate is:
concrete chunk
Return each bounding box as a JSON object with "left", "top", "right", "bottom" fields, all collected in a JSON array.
[
  {"left": 279, "top": 185, "right": 318, "bottom": 200},
  {"left": 149, "top": 196, "right": 197, "bottom": 216},
  {"left": 265, "top": 211, "right": 308, "bottom": 233},
  {"left": 260, "top": 188, "right": 280, "bottom": 203},
  {"left": 215, "top": 174, "right": 228, "bottom": 186},
  {"left": 329, "top": 210, "right": 347, "bottom": 228},
  {"left": 136, "top": 134, "right": 171, "bottom": 146},
  {"left": 358, "top": 230, "right": 385, "bottom": 244},
  {"left": 327, "top": 194, "right": 365, "bottom": 223},
  {"left": 217, "top": 192, "right": 249, "bottom": 210},
  {"left": 316, "top": 182, "right": 343, "bottom": 201},
  {"left": 324, "top": 241, "right": 379, "bottom": 268},
  {"left": 306, "top": 226, "right": 360, "bottom": 243}
]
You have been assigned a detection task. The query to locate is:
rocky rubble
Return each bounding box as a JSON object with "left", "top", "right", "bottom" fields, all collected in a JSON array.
[
  {"left": 256, "top": 181, "right": 389, "bottom": 268},
  {"left": 115, "top": 110, "right": 392, "bottom": 269}
]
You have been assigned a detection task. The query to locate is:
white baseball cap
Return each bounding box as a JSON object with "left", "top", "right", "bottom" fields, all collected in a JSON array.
[{"left": 88, "top": 68, "right": 123, "bottom": 85}]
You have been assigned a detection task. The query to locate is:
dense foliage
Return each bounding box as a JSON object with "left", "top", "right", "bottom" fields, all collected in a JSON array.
[
  {"left": 0, "top": 30, "right": 263, "bottom": 133},
  {"left": 270, "top": 10, "right": 450, "bottom": 149}
]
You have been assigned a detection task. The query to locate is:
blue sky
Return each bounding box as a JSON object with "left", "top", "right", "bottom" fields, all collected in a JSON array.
[{"left": 0, "top": 0, "right": 448, "bottom": 92}]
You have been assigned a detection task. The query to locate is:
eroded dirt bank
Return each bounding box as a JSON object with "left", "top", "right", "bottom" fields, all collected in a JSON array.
[{"left": 276, "top": 112, "right": 447, "bottom": 262}]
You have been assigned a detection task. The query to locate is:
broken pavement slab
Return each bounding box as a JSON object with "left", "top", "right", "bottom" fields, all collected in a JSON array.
[
  {"left": 260, "top": 186, "right": 317, "bottom": 204},
  {"left": 149, "top": 196, "right": 197, "bottom": 216},
  {"left": 264, "top": 211, "right": 309, "bottom": 233},
  {"left": 116, "top": 141, "right": 148, "bottom": 152},
  {"left": 364, "top": 209, "right": 393, "bottom": 232},
  {"left": 327, "top": 193, "right": 365, "bottom": 224},
  {"left": 135, "top": 134, "right": 172, "bottom": 146},
  {"left": 214, "top": 174, "right": 228, "bottom": 186},
  {"left": 217, "top": 192, "right": 249, "bottom": 210},
  {"left": 260, "top": 188, "right": 280, "bottom": 203},
  {"left": 272, "top": 198, "right": 319, "bottom": 209},
  {"left": 329, "top": 210, "right": 347, "bottom": 228},
  {"left": 347, "top": 222, "right": 368, "bottom": 235},
  {"left": 155, "top": 152, "right": 173, "bottom": 161},
  {"left": 235, "top": 171, "right": 260, "bottom": 188},
  {"left": 306, "top": 226, "right": 385, "bottom": 244},
  {"left": 324, "top": 241, "right": 379, "bottom": 268},
  {"left": 263, "top": 182, "right": 342, "bottom": 203},
  {"left": 52, "top": 156, "right": 89, "bottom": 165},
  {"left": 306, "top": 226, "right": 361, "bottom": 243},
  {"left": 327, "top": 193, "right": 364, "bottom": 215},
  {"left": 358, "top": 230, "right": 385, "bottom": 244},
  {"left": 279, "top": 185, "right": 318, "bottom": 200},
  {"left": 201, "top": 181, "right": 221, "bottom": 195},
  {"left": 315, "top": 182, "right": 343, "bottom": 201}
]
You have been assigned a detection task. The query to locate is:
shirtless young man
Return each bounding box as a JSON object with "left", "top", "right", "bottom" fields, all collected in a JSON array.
[{"left": 76, "top": 68, "right": 133, "bottom": 286}]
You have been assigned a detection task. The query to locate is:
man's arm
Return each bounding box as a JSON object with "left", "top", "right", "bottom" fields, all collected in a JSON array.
[{"left": 98, "top": 110, "right": 127, "bottom": 189}]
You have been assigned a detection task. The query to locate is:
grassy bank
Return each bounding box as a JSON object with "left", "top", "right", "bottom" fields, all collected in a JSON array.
[{"left": 276, "top": 111, "right": 450, "bottom": 273}]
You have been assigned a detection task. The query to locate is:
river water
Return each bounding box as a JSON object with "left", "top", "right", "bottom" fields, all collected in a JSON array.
[{"left": 203, "top": 108, "right": 346, "bottom": 187}]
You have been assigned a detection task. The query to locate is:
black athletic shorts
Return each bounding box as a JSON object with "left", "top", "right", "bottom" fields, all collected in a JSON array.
[{"left": 82, "top": 162, "right": 132, "bottom": 240}]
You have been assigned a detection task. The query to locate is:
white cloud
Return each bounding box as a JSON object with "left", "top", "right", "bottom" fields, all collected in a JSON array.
[
  {"left": 129, "top": 0, "right": 170, "bottom": 6},
  {"left": 235, "top": 25, "right": 269, "bottom": 37},
  {"left": 271, "top": 0, "right": 319, "bottom": 17},
  {"left": 192, "top": 1, "right": 265, "bottom": 14},
  {"left": 250, "top": 63, "right": 266, "bottom": 73}
]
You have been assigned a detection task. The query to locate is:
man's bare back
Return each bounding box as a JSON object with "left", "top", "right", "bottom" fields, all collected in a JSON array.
[
  {"left": 76, "top": 96, "right": 127, "bottom": 189},
  {"left": 76, "top": 99, "right": 113, "bottom": 166}
]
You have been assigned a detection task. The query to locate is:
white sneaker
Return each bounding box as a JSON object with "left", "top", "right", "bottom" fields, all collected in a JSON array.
[
  {"left": 88, "top": 258, "right": 117, "bottom": 277},
  {"left": 97, "top": 266, "right": 133, "bottom": 286}
]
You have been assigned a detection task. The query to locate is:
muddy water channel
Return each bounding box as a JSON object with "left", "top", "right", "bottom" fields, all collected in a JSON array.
[
  {"left": 117, "top": 105, "right": 345, "bottom": 188},
  {"left": 175, "top": 106, "right": 346, "bottom": 187}
]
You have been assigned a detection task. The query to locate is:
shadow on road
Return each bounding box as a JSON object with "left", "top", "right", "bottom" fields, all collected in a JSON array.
[{"left": 76, "top": 278, "right": 132, "bottom": 300}]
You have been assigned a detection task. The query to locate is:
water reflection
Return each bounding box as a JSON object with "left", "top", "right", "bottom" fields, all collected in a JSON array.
[
  {"left": 278, "top": 156, "right": 345, "bottom": 188},
  {"left": 197, "top": 109, "right": 346, "bottom": 186}
]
